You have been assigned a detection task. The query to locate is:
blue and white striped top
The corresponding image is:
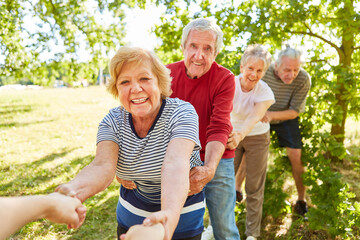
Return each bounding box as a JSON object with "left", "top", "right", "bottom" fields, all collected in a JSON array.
[{"left": 97, "top": 98, "right": 205, "bottom": 239}]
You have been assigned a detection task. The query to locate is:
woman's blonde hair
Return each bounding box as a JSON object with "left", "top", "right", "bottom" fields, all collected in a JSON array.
[
  {"left": 108, "top": 46, "right": 172, "bottom": 99},
  {"left": 241, "top": 44, "right": 272, "bottom": 71}
]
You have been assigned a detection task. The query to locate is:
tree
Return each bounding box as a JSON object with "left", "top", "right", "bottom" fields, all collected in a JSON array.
[
  {"left": 154, "top": 1, "right": 360, "bottom": 158},
  {"left": 152, "top": 0, "right": 360, "bottom": 237},
  {"left": 0, "top": 0, "right": 146, "bottom": 84}
]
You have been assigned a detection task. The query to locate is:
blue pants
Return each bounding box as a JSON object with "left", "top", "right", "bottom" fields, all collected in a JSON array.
[{"left": 205, "top": 158, "right": 240, "bottom": 240}]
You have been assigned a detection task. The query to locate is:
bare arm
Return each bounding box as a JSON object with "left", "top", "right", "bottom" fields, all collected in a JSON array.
[
  {"left": 227, "top": 100, "right": 274, "bottom": 149},
  {"left": 55, "top": 141, "right": 118, "bottom": 203},
  {"left": 143, "top": 138, "right": 193, "bottom": 240},
  {"left": 203, "top": 141, "right": 225, "bottom": 177},
  {"left": 261, "top": 109, "right": 299, "bottom": 123},
  {"left": 0, "top": 193, "right": 84, "bottom": 240}
]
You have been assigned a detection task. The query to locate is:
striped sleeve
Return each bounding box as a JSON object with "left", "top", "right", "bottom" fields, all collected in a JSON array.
[
  {"left": 169, "top": 101, "right": 201, "bottom": 151},
  {"left": 96, "top": 108, "right": 121, "bottom": 145},
  {"left": 289, "top": 71, "right": 311, "bottom": 113}
]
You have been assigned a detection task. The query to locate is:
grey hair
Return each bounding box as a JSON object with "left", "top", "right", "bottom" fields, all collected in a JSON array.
[
  {"left": 181, "top": 18, "right": 223, "bottom": 55},
  {"left": 241, "top": 44, "right": 272, "bottom": 71},
  {"left": 276, "top": 47, "right": 302, "bottom": 66}
]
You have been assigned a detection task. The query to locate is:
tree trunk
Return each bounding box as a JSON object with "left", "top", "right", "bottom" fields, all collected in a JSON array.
[
  {"left": 329, "top": 4, "right": 354, "bottom": 162},
  {"left": 329, "top": 90, "right": 348, "bottom": 162}
]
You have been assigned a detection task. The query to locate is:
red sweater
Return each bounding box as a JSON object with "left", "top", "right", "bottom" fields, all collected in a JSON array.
[{"left": 167, "top": 61, "right": 235, "bottom": 160}]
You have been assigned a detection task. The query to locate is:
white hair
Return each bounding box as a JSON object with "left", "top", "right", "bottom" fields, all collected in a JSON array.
[
  {"left": 181, "top": 18, "right": 223, "bottom": 55},
  {"left": 276, "top": 47, "right": 302, "bottom": 66}
]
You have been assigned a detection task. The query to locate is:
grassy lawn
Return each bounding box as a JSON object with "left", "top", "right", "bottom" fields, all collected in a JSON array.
[
  {"left": 1, "top": 86, "right": 359, "bottom": 239},
  {"left": 1, "top": 86, "right": 119, "bottom": 239}
]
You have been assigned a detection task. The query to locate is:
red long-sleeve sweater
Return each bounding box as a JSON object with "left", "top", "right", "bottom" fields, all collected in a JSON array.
[{"left": 167, "top": 61, "right": 235, "bottom": 161}]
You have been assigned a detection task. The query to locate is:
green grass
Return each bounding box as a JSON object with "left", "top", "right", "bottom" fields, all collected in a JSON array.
[
  {"left": 1, "top": 86, "right": 359, "bottom": 239},
  {"left": 1, "top": 86, "right": 119, "bottom": 239}
]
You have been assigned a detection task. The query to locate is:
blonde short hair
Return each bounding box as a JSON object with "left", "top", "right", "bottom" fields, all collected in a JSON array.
[
  {"left": 241, "top": 44, "right": 272, "bottom": 71},
  {"left": 108, "top": 47, "right": 172, "bottom": 99}
]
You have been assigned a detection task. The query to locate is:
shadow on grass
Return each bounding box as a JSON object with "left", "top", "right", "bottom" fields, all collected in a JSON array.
[
  {"left": 0, "top": 103, "right": 55, "bottom": 128},
  {"left": 0, "top": 148, "right": 76, "bottom": 172},
  {"left": 0, "top": 119, "right": 55, "bottom": 128},
  {"left": 0, "top": 104, "right": 34, "bottom": 116},
  {"left": 5, "top": 150, "right": 121, "bottom": 240},
  {"left": 0, "top": 148, "right": 94, "bottom": 196},
  {"left": 70, "top": 186, "right": 119, "bottom": 240}
]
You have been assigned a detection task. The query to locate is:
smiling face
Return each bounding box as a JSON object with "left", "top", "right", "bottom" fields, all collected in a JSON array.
[
  {"left": 116, "top": 60, "right": 161, "bottom": 122},
  {"left": 275, "top": 56, "right": 301, "bottom": 84},
  {"left": 240, "top": 57, "right": 265, "bottom": 92},
  {"left": 182, "top": 29, "right": 217, "bottom": 79}
]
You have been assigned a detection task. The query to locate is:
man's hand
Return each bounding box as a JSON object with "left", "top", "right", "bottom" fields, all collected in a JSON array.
[
  {"left": 226, "top": 132, "right": 244, "bottom": 150},
  {"left": 261, "top": 111, "right": 273, "bottom": 123},
  {"left": 116, "top": 176, "right": 137, "bottom": 190},
  {"left": 188, "top": 166, "right": 215, "bottom": 195}
]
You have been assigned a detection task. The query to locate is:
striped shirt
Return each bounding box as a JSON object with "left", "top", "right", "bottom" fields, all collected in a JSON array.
[
  {"left": 97, "top": 98, "right": 204, "bottom": 239},
  {"left": 263, "top": 64, "right": 311, "bottom": 123}
]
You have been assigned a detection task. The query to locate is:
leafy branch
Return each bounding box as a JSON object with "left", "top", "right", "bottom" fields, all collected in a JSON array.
[{"left": 290, "top": 22, "right": 341, "bottom": 53}]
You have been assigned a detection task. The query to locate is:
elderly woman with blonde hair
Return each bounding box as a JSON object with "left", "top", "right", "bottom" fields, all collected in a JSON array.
[
  {"left": 226, "top": 44, "right": 275, "bottom": 240},
  {"left": 56, "top": 46, "right": 205, "bottom": 240}
]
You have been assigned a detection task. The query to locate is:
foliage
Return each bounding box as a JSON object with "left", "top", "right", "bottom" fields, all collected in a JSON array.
[
  {"left": 2, "top": 0, "right": 360, "bottom": 238},
  {"left": 154, "top": 0, "right": 360, "bottom": 145},
  {"left": 151, "top": 0, "right": 360, "bottom": 238},
  {"left": 0, "top": 0, "right": 149, "bottom": 85},
  {"left": 263, "top": 153, "right": 292, "bottom": 219}
]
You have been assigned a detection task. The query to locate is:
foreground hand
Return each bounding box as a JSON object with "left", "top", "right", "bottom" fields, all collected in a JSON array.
[
  {"left": 116, "top": 176, "right": 137, "bottom": 190},
  {"left": 143, "top": 210, "right": 176, "bottom": 240},
  {"left": 45, "top": 192, "right": 86, "bottom": 229},
  {"left": 188, "top": 166, "right": 214, "bottom": 195},
  {"left": 226, "top": 132, "right": 243, "bottom": 150},
  {"left": 54, "top": 184, "right": 87, "bottom": 228},
  {"left": 120, "top": 222, "right": 165, "bottom": 240}
]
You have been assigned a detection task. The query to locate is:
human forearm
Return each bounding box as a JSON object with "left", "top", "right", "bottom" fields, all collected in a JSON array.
[
  {"left": 0, "top": 193, "right": 83, "bottom": 240},
  {"left": 203, "top": 141, "right": 225, "bottom": 177},
  {"left": 0, "top": 195, "right": 48, "bottom": 239},
  {"left": 160, "top": 139, "right": 192, "bottom": 239},
  {"left": 228, "top": 118, "right": 256, "bottom": 148},
  {"left": 161, "top": 159, "right": 188, "bottom": 218},
  {"left": 266, "top": 109, "right": 299, "bottom": 121},
  {"left": 239, "top": 100, "right": 274, "bottom": 136},
  {"left": 61, "top": 163, "right": 115, "bottom": 202},
  {"left": 56, "top": 141, "right": 118, "bottom": 202},
  {"left": 237, "top": 116, "right": 260, "bottom": 138}
]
